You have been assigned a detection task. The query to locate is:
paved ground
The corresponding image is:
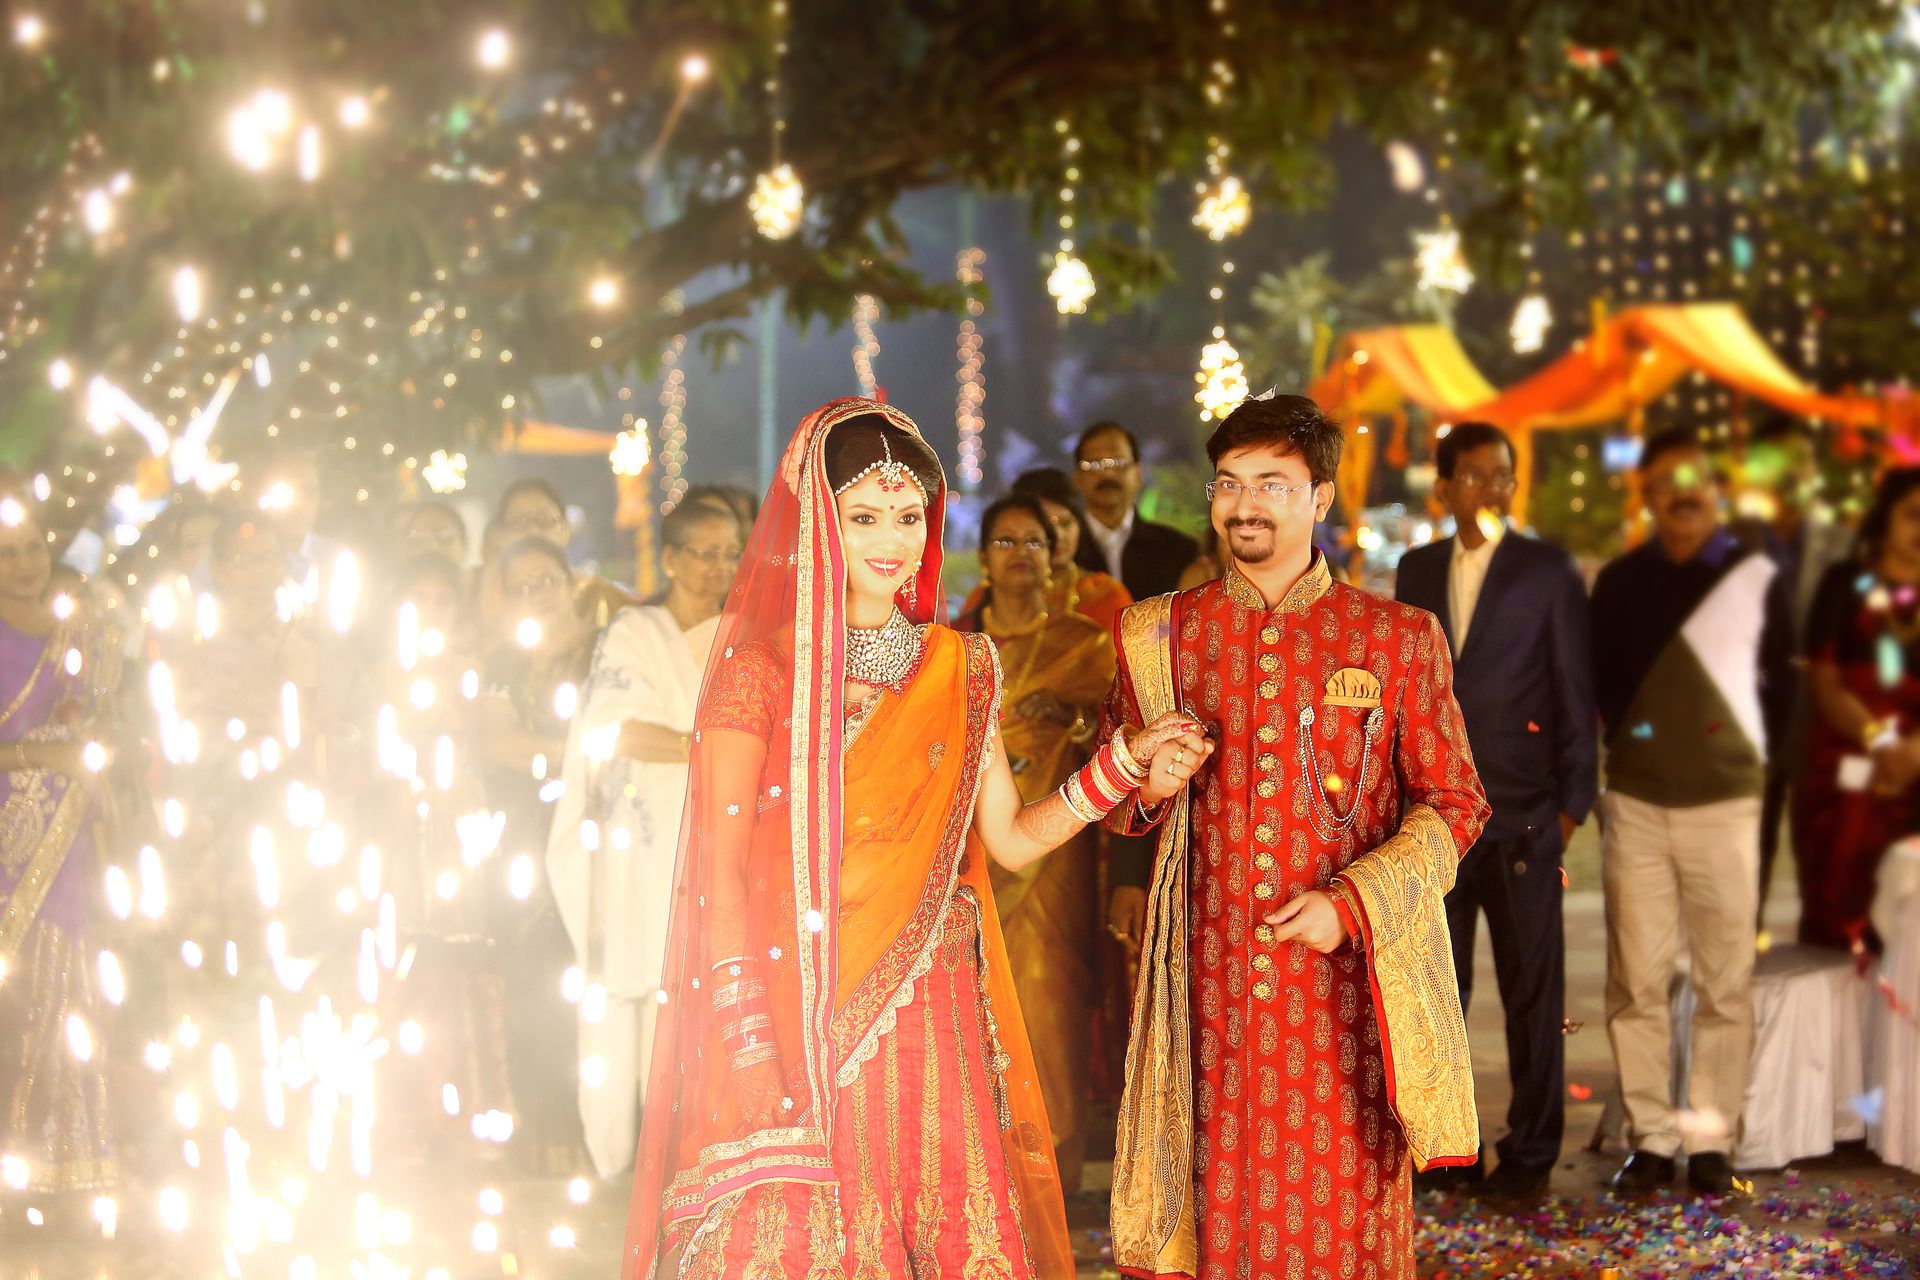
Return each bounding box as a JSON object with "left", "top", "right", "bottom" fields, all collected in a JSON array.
[{"left": 4, "top": 856, "right": 1914, "bottom": 1278}]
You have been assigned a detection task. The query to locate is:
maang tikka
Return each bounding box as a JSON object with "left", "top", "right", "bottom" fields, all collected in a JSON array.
[{"left": 832, "top": 431, "right": 927, "bottom": 504}]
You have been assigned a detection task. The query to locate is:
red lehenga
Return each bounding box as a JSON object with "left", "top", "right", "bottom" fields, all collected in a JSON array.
[{"left": 624, "top": 399, "right": 1073, "bottom": 1280}]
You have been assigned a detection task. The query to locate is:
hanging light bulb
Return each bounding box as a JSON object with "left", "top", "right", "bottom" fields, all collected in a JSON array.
[
  {"left": 749, "top": 165, "right": 804, "bottom": 240},
  {"left": 609, "top": 426, "right": 650, "bottom": 477},
  {"left": 422, "top": 450, "right": 467, "bottom": 494},
  {"left": 1047, "top": 252, "right": 1095, "bottom": 315},
  {"left": 1195, "top": 335, "right": 1249, "bottom": 421},
  {"left": 1509, "top": 294, "right": 1553, "bottom": 354},
  {"left": 1415, "top": 228, "right": 1474, "bottom": 294},
  {"left": 1192, "top": 175, "right": 1252, "bottom": 241}
]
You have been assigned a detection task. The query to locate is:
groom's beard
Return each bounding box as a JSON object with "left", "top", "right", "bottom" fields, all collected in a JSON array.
[{"left": 1226, "top": 517, "right": 1277, "bottom": 565}]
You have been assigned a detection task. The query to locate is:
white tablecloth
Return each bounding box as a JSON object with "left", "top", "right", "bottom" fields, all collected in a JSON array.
[
  {"left": 1677, "top": 945, "right": 1869, "bottom": 1170},
  {"left": 1868, "top": 840, "right": 1920, "bottom": 1173}
]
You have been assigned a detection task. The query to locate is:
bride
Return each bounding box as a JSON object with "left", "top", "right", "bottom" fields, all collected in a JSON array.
[{"left": 623, "top": 400, "right": 1209, "bottom": 1279}]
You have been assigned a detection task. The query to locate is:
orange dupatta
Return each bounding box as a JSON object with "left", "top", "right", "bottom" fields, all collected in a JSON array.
[{"left": 829, "top": 626, "right": 1074, "bottom": 1279}]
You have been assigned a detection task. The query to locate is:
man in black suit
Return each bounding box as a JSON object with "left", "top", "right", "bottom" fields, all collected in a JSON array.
[
  {"left": 1395, "top": 421, "right": 1597, "bottom": 1198},
  {"left": 1072, "top": 421, "right": 1200, "bottom": 601}
]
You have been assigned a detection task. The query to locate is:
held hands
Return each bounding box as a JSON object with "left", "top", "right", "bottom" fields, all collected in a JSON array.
[
  {"left": 732, "top": 1057, "right": 785, "bottom": 1131},
  {"left": 1131, "top": 713, "right": 1213, "bottom": 806},
  {"left": 1264, "top": 890, "right": 1349, "bottom": 954}
]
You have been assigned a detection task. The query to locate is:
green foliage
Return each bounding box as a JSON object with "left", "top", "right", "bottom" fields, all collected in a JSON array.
[{"left": 0, "top": 0, "right": 1907, "bottom": 472}]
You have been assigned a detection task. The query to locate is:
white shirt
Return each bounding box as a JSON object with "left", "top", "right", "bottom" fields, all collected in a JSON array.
[
  {"left": 1087, "top": 507, "right": 1135, "bottom": 578},
  {"left": 1447, "top": 518, "right": 1506, "bottom": 650}
]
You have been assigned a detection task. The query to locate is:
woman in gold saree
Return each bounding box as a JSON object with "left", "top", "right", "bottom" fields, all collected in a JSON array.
[
  {"left": 624, "top": 401, "right": 1210, "bottom": 1279},
  {"left": 956, "top": 494, "right": 1116, "bottom": 1192},
  {"left": 0, "top": 497, "right": 119, "bottom": 1192}
]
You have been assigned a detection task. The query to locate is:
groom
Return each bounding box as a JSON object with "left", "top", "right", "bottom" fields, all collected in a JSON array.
[{"left": 1099, "top": 394, "right": 1489, "bottom": 1279}]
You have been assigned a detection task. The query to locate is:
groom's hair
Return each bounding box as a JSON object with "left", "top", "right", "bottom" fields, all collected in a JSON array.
[{"left": 1205, "top": 394, "right": 1342, "bottom": 486}]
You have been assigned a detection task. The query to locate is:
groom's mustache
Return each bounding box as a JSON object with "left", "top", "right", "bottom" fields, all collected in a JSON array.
[{"left": 1227, "top": 518, "right": 1274, "bottom": 532}]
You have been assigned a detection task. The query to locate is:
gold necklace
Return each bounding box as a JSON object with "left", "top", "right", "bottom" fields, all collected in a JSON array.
[{"left": 984, "top": 602, "right": 1049, "bottom": 701}]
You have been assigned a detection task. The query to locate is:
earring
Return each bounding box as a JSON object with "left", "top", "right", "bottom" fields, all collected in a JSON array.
[
  {"left": 978, "top": 567, "right": 991, "bottom": 590},
  {"left": 903, "top": 574, "right": 918, "bottom": 607}
]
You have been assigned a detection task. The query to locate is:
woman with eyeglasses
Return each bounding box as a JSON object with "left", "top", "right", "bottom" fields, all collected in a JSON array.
[
  {"left": 479, "top": 535, "right": 601, "bottom": 1173},
  {"left": 958, "top": 468, "right": 1133, "bottom": 634},
  {"left": 493, "top": 478, "right": 636, "bottom": 633},
  {"left": 548, "top": 500, "right": 743, "bottom": 1177},
  {"left": 954, "top": 492, "right": 1117, "bottom": 1192}
]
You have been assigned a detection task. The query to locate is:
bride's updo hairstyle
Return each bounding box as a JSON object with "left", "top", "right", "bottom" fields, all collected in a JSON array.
[{"left": 823, "top": 413, "right": 944, "bottom": 505}]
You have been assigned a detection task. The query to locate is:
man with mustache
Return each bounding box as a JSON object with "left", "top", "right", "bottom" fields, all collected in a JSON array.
[
  {"left": 1072, "top": 421, "right": 1201, "bottom": 602},
  {"left": 1590, "top": 427, "right": 1793, "bottom": 1198},
  {"left": 1100, "top": 394, "right": 1489, "bottom": 1280}
]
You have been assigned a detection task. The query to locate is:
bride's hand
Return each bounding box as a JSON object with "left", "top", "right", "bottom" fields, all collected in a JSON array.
[
  {"left": 1129, "top": 714, "right": 1213, "bottom": 805},
  {"left": 732, "top": 1058, "right": 785, "bottom": 1131}
]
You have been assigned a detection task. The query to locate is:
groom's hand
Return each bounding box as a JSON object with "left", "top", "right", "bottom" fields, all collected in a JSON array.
[{"left": 1264, "top": 890, "right": 1348, "bottom": 954}]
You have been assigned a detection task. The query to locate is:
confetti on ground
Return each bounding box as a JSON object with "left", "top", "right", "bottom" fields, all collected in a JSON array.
[{"left": 1414, "top": 1182, "right": 1920, "bottom": 1278}]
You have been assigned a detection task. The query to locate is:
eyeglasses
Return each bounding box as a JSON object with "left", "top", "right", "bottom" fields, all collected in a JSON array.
[
  {"left": 1206, "top": 479, "right": 1318, "bottom": 506},
  {"left": 406, "top": 524, "right": 465, "bottom": 547},
  {"left": 505, "top": 509, "right": 567, "bottom": 533},
  {"left": 1451, "top": 469, "right": 1517, "bottom": 492},
  {"left": 506, "top": 572, "right": 568, "bottom": 600},
  {"left": 673, "top": 545, "right": 741, "bottom": 565},
  {"left": 987, "top": 537, "right": 1049, "bottom": 554},
  {"left": 1076, "top": 457, "right": 1135, "bottom": 473}
]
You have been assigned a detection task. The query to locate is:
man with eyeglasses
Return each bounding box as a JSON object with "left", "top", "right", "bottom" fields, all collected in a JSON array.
[
  {"left": 1071, "top": 421, "right": 1200, "bottom": 602},
  {"left": 1100, "top": 394, "right": 1488, "bottom": 1280},
  {"left": 1589, "top": 427, "right": 1792, "bottom": 1200},
  {"left": 1394, "top": 421, "right": 1596, "bottom": 1201}
]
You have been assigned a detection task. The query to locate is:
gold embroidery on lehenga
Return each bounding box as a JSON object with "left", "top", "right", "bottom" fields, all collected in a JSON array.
[
  {"left": 848, "top": 1073, "right": 888, "bottom": 1280},
  {"left": 742, "top": 1190, "right": 789, "bottom": 1280},
  {"left": 910, "top": 960, "right": 944, "bottom": 1278},
  {"left": 949, "top": 924, "right": 1016, "bottom": 1280}
]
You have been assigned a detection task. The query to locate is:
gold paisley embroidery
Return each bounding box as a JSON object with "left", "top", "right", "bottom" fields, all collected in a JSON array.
[{"left": 1331, "top": 804, "right": 1478, "bottom": 1170}]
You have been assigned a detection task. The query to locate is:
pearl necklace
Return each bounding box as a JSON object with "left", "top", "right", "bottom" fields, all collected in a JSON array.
[{"left": 844, "top": 608, "right": 924, "bottom": 692}]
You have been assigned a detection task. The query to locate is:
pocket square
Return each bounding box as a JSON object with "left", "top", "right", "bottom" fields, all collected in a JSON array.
[{"left": 1322, "top": 667, "right": 1381, "bottom": 707}]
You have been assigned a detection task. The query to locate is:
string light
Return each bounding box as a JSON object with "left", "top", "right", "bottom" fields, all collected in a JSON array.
[
  {"left": 1192, "top": 14, "right": 1248, "bottom": 418},
  {"left": 13, "top": 13, "right": 46, "bottom": 48},
  {"left": 954, "top": 247, "right": 986, "bottom": 490},
  {"left": 748, "top": 0, "right": 802, "bottom": 239},
  {"left": 654, "top": 332, "right": 689, "bottom": 511},
  {"left": 851, "top": 294, "right": 880, "bottom": 397},
  {"left": 1046, "top": 118, "right": 1093, "bottom": 315}
]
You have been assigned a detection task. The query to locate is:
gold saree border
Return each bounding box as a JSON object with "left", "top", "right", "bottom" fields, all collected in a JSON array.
[{"left": 0, "top": 776, "right": 92, "bottom": 965}]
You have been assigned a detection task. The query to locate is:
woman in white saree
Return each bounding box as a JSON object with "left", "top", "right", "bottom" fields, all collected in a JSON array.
[{"left": 547, "top": 500, "right": 744, "bottom": 1176}]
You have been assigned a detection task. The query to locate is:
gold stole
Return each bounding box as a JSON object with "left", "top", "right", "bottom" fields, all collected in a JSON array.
[
  {"left": 1109, "top": 597, "right": 1479, "bottom": 1277},
  {"left": 1109, "top": 595, "right": 1199, "bottom": 1277}
]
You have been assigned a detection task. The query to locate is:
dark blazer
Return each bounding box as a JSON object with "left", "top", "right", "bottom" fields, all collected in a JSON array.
[
  {"left": 1396, "top": 531, "right": 1597, "bottom": 839},
  {"left": 1075, "top": 514, "right": 1200, "bottom": 602}
]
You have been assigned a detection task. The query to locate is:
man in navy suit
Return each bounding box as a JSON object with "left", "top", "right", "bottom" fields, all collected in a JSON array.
[{"left": 1395, "top": 421, "right": 1597, "bottom": 1198}]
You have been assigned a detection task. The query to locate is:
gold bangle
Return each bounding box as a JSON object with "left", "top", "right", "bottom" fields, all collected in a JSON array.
[{"left": 1110, "top": 729, "right": 1148, "bottom": 780}]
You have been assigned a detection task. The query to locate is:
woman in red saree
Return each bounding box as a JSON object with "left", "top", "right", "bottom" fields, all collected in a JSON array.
[{"left": 624, "top": 400, "right": 1208, "bottom": 1279}]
